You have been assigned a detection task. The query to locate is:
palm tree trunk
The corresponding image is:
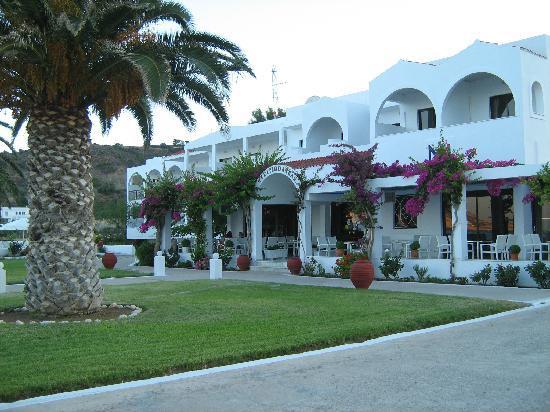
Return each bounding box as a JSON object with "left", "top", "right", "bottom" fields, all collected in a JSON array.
[{"left": 25, "top": 107, "right": 104, "bottom": 314}]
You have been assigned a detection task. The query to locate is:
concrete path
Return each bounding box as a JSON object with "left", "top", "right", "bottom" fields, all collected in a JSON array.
[
  {"left": 10, "top": 302, "right": 550, "bottom": 411},
  {"left": 6, "top": 260, "right": 550, "bottom": 303}
]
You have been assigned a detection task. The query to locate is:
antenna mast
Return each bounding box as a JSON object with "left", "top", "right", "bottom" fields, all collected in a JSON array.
[{"left": 271, "top": 66, "right": 287, "bottom": 104}]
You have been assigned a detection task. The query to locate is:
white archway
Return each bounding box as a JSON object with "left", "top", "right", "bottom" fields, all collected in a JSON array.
[
  {"left": 147, "top": 169, "right": 161, "bottom": 183},
  {"left": 168, "top": 165, "right": 183, "bottom": 180},
  {"left": 305, "top": 117, "right": 343, "bottom": 152},
  {"left": 375, "top": 88, "right": 436, "bottom": 137},
  {"left": 442, "top": 72, "right": 515, "bottom": 126}
]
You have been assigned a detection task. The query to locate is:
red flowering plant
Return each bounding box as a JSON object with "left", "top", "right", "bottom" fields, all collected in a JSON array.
[
  {"left": 327, "top": 144, "right": 383, "bottom": 258},
  {"left": 334, "top": 251, "right": 369, "bottom": 279},
  {"left": 138, "top": 171, "right": 185, "bottom": 253}
]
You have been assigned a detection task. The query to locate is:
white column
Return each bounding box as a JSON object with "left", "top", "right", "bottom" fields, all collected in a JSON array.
[
  {"left": 452, "top": 185, "right": 468, "bottom": 260},
  {"left": 242, "top": 137, "right": 249, "bottom": 154},
  {"left": 183, "top": 150, "right": 189, "bottom": 172},
  {"left": 204, "top": 208, "right": 213, "bottom": 256},
  {"left": 210, "top": 144, "right": 217, "bottom": 171},
  {"left": 250, "top": 200, "right": 263, "bottom": 262},
  {"left": 513, "top": 184, "right": 533, "bottom": 260},
  {"left": 371, "top": 192, "right": 383, "bottom": 261},
  {"left": 0, "top": 262, "right": 6, "bottom": 294},
  {"left": 160, "top": 212, "right": 171, "bottom": 251},
  {"left": 299, "top": 200, "right": 312, "bottom": 261},
  {"left": 278, "top": 128, "right": 285, "bottom": 147}
]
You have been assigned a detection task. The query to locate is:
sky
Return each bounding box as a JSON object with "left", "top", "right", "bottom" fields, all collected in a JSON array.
[{"left": 7, "top": 0, "right": 550, "bottom": 150}]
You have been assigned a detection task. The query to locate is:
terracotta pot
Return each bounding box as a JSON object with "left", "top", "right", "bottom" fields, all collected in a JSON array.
[
  {"left": 350, "top": 259, "right": 374, "bottom": 289},
  {"left": 510, "top": 253, "right": 519, "bottom": 261},
  {"left": 102, "top": 252, "right": 117, "bottom": 270},
  {"left": 236, "top": 255, "right": 250, "bottom": 271},
  {"left": 336, "top": 248, "right": 345, "bottom": 257},
  {"left": 411, "top": 250, "right": 419, "bottom": 259},
  {"left": 287, "top": 256, "right": 302, "bottom": 275}
]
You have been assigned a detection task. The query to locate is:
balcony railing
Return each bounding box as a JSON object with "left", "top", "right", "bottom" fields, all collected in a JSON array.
[{"left": 128, "top": 190, "right": 145, "bottom": 201}]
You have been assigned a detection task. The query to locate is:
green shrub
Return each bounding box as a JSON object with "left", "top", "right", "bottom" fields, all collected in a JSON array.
[
  {"left": 495, "top": 264, "right": 520, "bottom": 287},
  {"left": 303, "top": 257, "right": 330, "bottom": 277},
  {"left": 191, "top": 242, "right": 207, "bottom": 263},
  {"left": 176, "top": 260, "right": 193, "bottom": 269},
  {"left": 508, "top": 244, "right": 521, "bottom": 254},
  {"left": 135, "top": 241, "right": 155, "bottom": 266},
  {"left": 334, "top": 252, "right": 369, "bottom": 279},
  {"left": 413, "top": 264, "right": 428, "bottom": 282},
  {"left": 525, "top": 261, "right": 550, "bottom": 289},
  {"left": 454, "top": 276, "right": 469, "bottom": 285},
  {"left": 470, "top": 264, "right": 492, "bottom": 285},
  {"left": 336, "top": 240, "right": 345, "bottom": 250},
  {"left": 163, "top": 248, "right": 180, "bottom": 268},
  {"left": 379, "top": 253, "right": 404, "bottom": 280},
  {"left": 8, "top": 241, "right": 23, "bottom": 257}
]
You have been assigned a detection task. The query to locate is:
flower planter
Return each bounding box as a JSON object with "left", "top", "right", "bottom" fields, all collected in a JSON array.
[
  {"left": 102, "top": 252, "right": 117, "bottom": 270},
  {"left": 350, "top": 259, "right": 374, "bottom": 289},
  {"left": 510, "top": 253, "right": 519, "bottom": 261},
  {"left": 336, "top": 248, "right": 345, "bottom": 257},
  {"left": 410, "top": 250, "right": 419, "bottom": 259},
  {"left": 236, "top": 255, "right": 250, "bottom": 271},
  {"left": 287, "top": 256, "right": 302, "bottom": 275}
]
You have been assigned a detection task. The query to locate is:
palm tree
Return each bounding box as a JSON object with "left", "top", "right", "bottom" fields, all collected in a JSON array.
[{"left": 0, "top": 0, "right": 253, "bottom": 314}]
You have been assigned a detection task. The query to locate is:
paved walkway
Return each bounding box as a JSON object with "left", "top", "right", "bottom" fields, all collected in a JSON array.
[
  {"left": 10, "top": 302, "right": 550, "bottom": 411},
  {"left": 6, "top": 257, "right": 550, "bottom": 303}
]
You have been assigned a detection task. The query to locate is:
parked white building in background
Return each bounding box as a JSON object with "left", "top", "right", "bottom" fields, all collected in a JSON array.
[
  {"left": 0, "top": 207, "right": 29, "bottom": 225},
  {"left": 127, "top": 35, "right": 550, "bottom": 285}
]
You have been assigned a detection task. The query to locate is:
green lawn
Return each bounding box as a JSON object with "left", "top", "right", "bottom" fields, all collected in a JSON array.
[
  {"left": 0, "top": 258, "right": 151, "bottom": 284},
  {"left": 0, "top": 280, "right": 522, "bottom": 402}
]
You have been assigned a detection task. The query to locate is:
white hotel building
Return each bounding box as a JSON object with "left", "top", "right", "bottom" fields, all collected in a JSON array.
[{"left": 127, "top": 35, "right": 550, "bottom": 285}]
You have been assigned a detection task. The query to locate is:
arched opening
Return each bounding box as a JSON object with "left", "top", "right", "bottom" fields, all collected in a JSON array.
[
  {"left": 375, "top": 88, "right": 436, "bottom": 137},
  {"left": 169, "top": 165, "right": 183, "bottom": 180},
  {"left": 532, "top": 81, "right": 544, "bottom": 116},
  {"left": 147, "top": 169, "right": 161, "bottom": 183},
  {"left": 305, "top": 117, "right": 343, "bottom": 153},
  {"left": 442, "top": 72, "right": 515, "bottom": 126},
  {"left": 128, "top": 173, "right": 144, "bottom": 201}
]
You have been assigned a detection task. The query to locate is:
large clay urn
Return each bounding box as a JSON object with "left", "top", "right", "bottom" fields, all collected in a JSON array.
[
  {"left": 237, "top": 255, "right": 250, "bottom": 271},
  {"left": 350, "top": 259, "right": 374, "bottom": 289},
  {"left": 287, "top": 256, "right": 302, "bottom": 275},
  {"left": 102, "top": 252, "right": 117, "bottom": 270}
]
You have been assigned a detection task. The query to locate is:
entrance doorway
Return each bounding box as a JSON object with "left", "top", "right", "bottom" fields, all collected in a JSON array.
[{"left": 262, "top": 205, "right": 298, "bottom": 237}]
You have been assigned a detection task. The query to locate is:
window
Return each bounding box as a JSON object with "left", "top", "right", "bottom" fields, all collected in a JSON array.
[
  {"left": 394, "top": 195, "right": 417, "bottom": 229},
  {"left": 219, "top": 157, "right": 232, "bottom": 164},
  {"left": 532, "top": 82, "right": 544, "bottom": 116},
  {"left": 417, "top": 108, "right": 436, "bottom": 130},
  {"left": 490, "top": 93, "right": 515, "bottom": 119},
  {"left": 298, "top": 139, "right": 303, "bottom": 148}
]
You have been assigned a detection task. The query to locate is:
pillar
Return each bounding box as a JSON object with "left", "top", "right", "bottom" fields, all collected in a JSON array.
[
  {"left": 204, "top": 208, "right": 213, "bottom": 256},
  {"left": 513, "top": 184, "right": 533, "bottom": 259},
  {"left": 451, "top": 185, "right": 468, "bottom": 260},
  {"left": 183, "top": 150, "right": 189, "bottom": 172},
  {"left": 371, "top": 191, "right": 383, "bottom": 261},
  {"left": 299, "top": 200, "right": 312, "bottom": 261},
  {"left": 210, "top": 144, "right": 217, "bottom": 171},
  {"left": 160, "top": 212, "right": 171, "bottom": 251},
  {"left": 320, "top": 203, "right": 331, "bottom": 237},
  {"left": 250, "top": 200, "right": 263, "bottom": 262},
  {"left": 278, "top": 128, "right": 285, "bottom": 147},
  {"left": 242, "top": 136, "right": 249, "bottom": 154}
]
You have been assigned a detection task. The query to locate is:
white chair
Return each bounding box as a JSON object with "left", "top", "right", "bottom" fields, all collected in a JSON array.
[
  {"left": 316, "top": 236, "right": 329, "bottom": 256},
  {"left": 525, "top": 234, "right": 550, "bottom": 260},
  {"left": 480, "top": 235, "right": 508, "bottom": 260},
  {"left": 418, "top": 236, "right": 432, "bottom": 259},
  {"left": 435, "top": 235, "right": 451, "bottom": 259},
  {"left": 327, "top": 236, "right": 337, "bottom": 255}
]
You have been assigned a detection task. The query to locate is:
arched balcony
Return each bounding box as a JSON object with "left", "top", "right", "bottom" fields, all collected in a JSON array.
[
  {"left": 305, "top": 117, "right": 343, "bottom": 153},
  {"left": 168, "top": 165, "right": 183, "bottom": 180},
  {"left": 147, "top": 169, "right": 161, "bottom": 183},
  {"left": 442, "top": 72, "right": 515, "bottom": 126},
  {"left": 375, "top": 88, "right": 436, "bottom": 137},
  {"left": 128, "top": 173, "right": 144, "bottom": 202}
]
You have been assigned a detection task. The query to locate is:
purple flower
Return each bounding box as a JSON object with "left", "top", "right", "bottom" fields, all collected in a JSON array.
[
  {"left": 172, "top": 211, "right": 182, "bottom": 221},
  {"left": 405, "top": 197, "right": 425, "bottom": 217},
  {"left": 522, "top": 192, "right": 536, "bottom": 204},
  {"left": 487, "top": 179, "right": 504, "bottom": 197},
  {"left": 175, "top": 183, "right": 184, "bottom": 191}
]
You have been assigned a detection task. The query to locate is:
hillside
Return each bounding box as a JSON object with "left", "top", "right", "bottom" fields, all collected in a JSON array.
[{"left": 3, "top": 143, "right": 179, "bottom": 226}]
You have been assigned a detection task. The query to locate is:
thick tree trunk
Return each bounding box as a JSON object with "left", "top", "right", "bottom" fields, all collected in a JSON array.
[{"left": 25, "top": 107, "right": 104, "bottom": 314}]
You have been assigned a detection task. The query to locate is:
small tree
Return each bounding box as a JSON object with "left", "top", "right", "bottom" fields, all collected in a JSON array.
[
  {"left": 328, "top": 144, "right": 382, "bottom": 258},
  {"left": 208, "top": 149, "right": 286, "bottom": 256},
  {"left": 249, "top": 107, "right": 286, "bottom": 124},
  {"left": 524, "top": 162, "right": 550, "bottom": 205},
  {"left": 294, "top": 168, "right": 323, "bottom": 258}
]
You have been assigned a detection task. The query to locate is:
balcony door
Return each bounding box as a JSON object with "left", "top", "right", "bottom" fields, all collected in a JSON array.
[{"left": 417, "top": 107, "right": 436, "bottom": 130}]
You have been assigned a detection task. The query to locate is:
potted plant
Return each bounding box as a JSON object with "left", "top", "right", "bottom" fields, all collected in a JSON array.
[
  {"left": 180, "top": 238, "right": 191, "bottom": 253},
  {"left": 509, "top": 244, "right": 521, "bottom": 261},
  {"left": 236, "top": 254, "right": 250, "bottom": 271},
  {"left": 409, "top": 241, "right": 420, "bottom": 258},
  {"left": 287, "top": 256, "right": 302, "bottom": 275},
  {"left": 335, "top": 240, "right": 346, "bottom": 257},
  {"left": 350, "top": 252, "right": 374, "bottom": 289},
  {"left": 102, "top": 252, "right": 117, "bottom": 269}
]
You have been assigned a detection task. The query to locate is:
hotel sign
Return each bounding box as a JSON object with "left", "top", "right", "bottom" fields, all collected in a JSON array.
[{"left": 257, "top": 165, "right": 300, "bottom": 189}]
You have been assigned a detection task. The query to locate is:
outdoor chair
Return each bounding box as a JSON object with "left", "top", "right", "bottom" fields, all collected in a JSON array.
[
  {"left": 316, "top": 236, "right": 330, "bottom": 256},
  {"left": 327, "top": 236, "right": 338, "bottom": 255},
  {"left": 525, "top": 234, "right": 549, "bottom": 260},
  {"left": 418, "top": 235, "right": 433, "bottom": 258},
  {"left": 435, "top": 235, "right": 451, "bottom": 259},
  {"left": 480, "top": 235, "right": 508, "bottom": 260}
]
